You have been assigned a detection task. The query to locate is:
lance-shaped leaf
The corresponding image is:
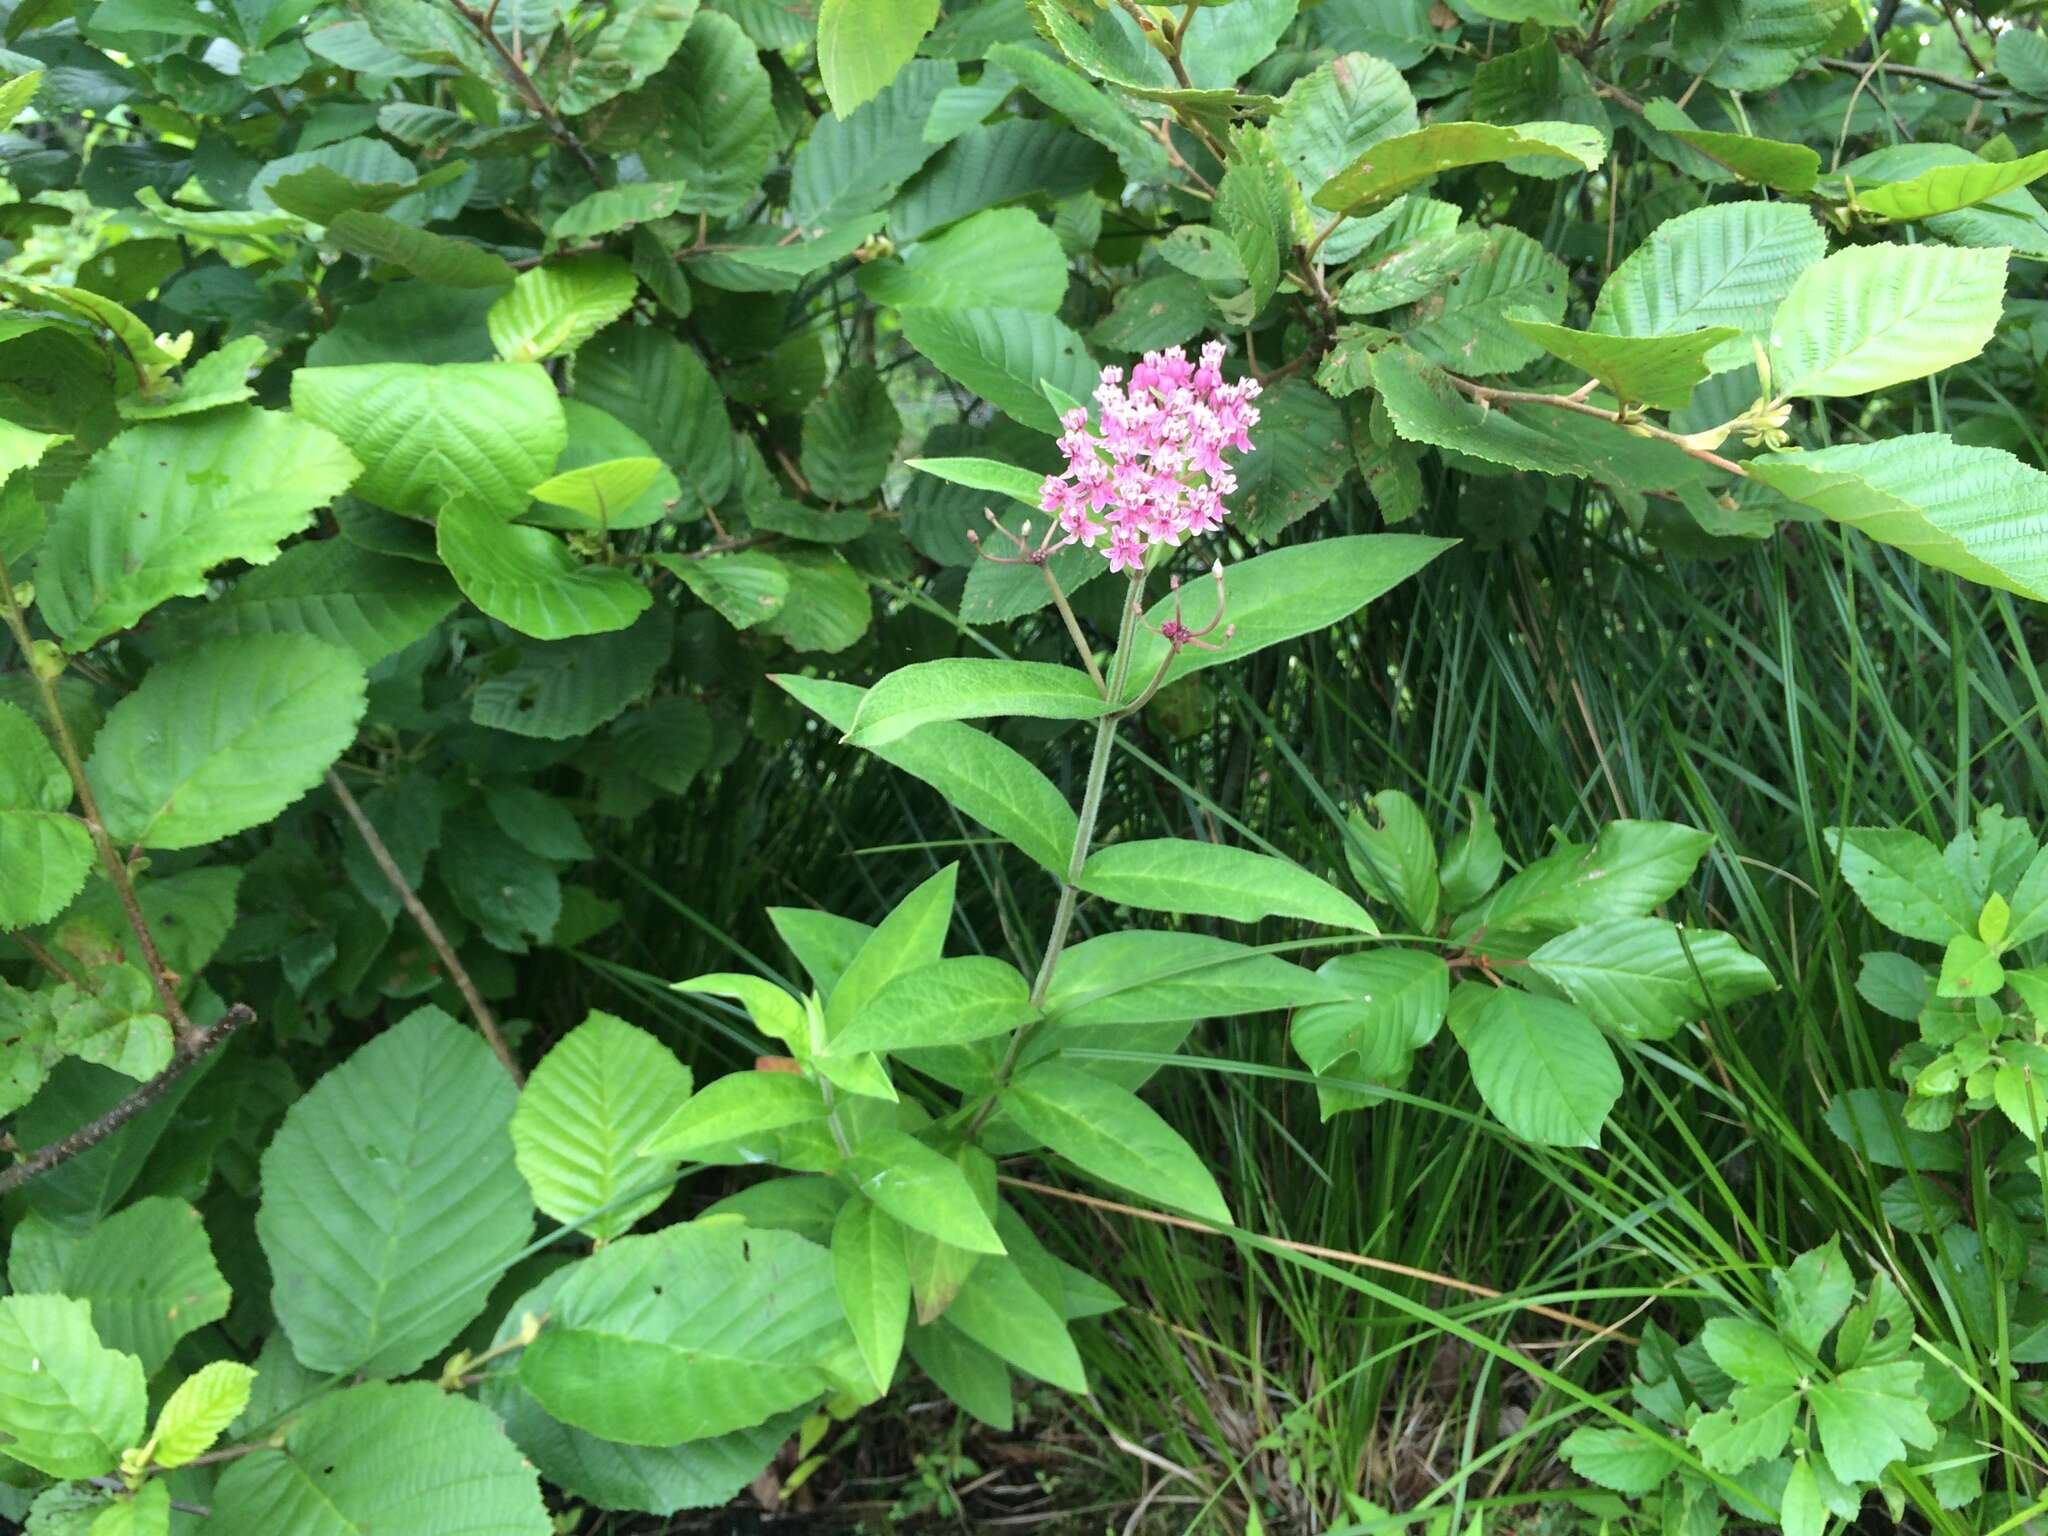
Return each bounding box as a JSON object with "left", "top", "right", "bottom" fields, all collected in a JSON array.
[
  {"left": 641, "top": 1071, "right": 828, "bottom": 1159},
  {"left": 1749, "top": 435, "right": 2048, "bottom": 601},
  {"left": 832, "top": 956, "right": 1036, "bottom": 1055},
  {"left": 1855, "top": 149, "right": 2048, "bottom": 222},
  {"left": 1003, "top": 1061, "right": 1230, "bottom": 1223},
  {"left": 840, "top": 1130, "right": 1005, "bottom": 1254},
  {"left": 35, "top": 408, "right": 360, "bottom": 649},
  {"left": 1046, "top": 930, "right": 1345, "bottom": 1027},
  {"left": 1641, "top": 98, "right": 1818, "bottom": 192},
  {"left": 489, "top": 256, "right": 639, "bottom": 363},
  {"left": 148, "top": 1361, "right": 255, "bottom": 1469},
  {"left": 1313, "top": 120, "right": 1606, "bottom": 216},
  {"left": 518, "top": 1222, "right": 857, "bottom": 1444},
  {"left": 0, "top": 699, "right": 92, "bottom": 930},
  {"left": 1768, "top": 243, "right": 2007, "bottom": 399},
  {"left": 325, "top": 209, "right": 516, "bottom": 288},
  {"left": 848, "top": 659, "right": 1110, "bottom": 747},
  {"left": 1081, "top": 838, "right": 1377, "bottom": 932},
  {"left": 832, "top": 1198, "right": 910, "bottom": 1396},
  {"left": 905, "top": 455, "right": 1043, "bottom": 508},
  {"left": 85, "top": 633, "right": 367, "bottom": 850}
]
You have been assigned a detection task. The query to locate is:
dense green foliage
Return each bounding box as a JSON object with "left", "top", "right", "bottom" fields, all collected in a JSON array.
[{"left": 7, "top": 0, "right": 2048, "bottom": 1530}]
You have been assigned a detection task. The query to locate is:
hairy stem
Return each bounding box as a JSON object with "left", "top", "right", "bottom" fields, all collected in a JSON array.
[
  {"left": 0, "top": 1005, "right": 249, "bottom": 1195},
  {"left": 967, "top": 570, "right": 1148, "bottom": 1135},
  {"left": 326, "top": 769, "right": 524, "bottom": 1084},
  {"left": 1443, "top": 372, "right": 1750, "bottom": 478},
  {"left": 0, "top": 553, "right": 201, "bottom": 1048}
]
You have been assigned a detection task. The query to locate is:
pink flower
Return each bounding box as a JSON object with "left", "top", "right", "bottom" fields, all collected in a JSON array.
[{"left": 1036, "top": 341, "right": 1261, "bottom": 569}]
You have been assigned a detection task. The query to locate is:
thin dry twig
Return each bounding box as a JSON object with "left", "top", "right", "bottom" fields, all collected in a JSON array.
[{"left": 326, "top": 770, "right": 523, "bottom": 1083}]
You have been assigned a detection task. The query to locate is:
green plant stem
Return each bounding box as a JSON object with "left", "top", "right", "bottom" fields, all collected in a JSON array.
[
  {"left": 966, "top": 571, "right": 1148, "bottom": 1137},
  {"left": 0, "top": 552, "right": 201, "bottom": 1048}
]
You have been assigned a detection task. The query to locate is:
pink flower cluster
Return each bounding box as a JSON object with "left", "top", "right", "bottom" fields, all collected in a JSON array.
[{"left": 1038, "top": 341, "right": 1262, "bottom": 573}]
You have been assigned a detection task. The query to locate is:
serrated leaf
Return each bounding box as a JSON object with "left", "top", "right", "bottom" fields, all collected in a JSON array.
[
  {"left": 1856, "top": 149, "right": 2048, "bottom": 222},
  {"left": 1336, "top": 228, "right": 1488, "bottom": 315},
  {"left": 760, "top": 549, "right": 871, "bottom": 653},
  {"left": 1808, "top": 1363, "right": 1937, "bottom": 1482},
  {"left": 1313, "top": 120, "right": 1605, "bottom": 216},
  {"left": 1558, "top": 1424, "right": 1681, "bottom": 1496},
  {"left": 255, "top": 1006, "right": 532, "bottom": 1377},
  {"left": 512, "top": 1010, "right": 693, "bottom": 1241},
  {"left": 489, "top": 256, "right": 638, "bottom": 363},
  {"left": 817, "top": 0, "right": 938, "bottom": 117},
  {"left": 471, "top": 609, "right": 670, "bottom": 738},
  {"left": 0, "top": 1294, "right": 144, "bottom": 1480},
  {"left": 292, "top": 361, "right": 565, "bottom": 521},
  {"left": 438, "top": 499, "right": 651, "bottom": 639},
  {"left": 1750, "top": 435, "right": 2048, "bottom": 602},
  {"left": 1216, "top": 123, "right": 1298, "bottom": 311},
  {"left": 163, "top": 537, "right": 459, "bottom": 666},
  {"left": 1461, "top": 990, "right": 1620, "bottom": 1147},
  {"left": 547, "top": 0, "right": 699, "bottom": 115},
  {"left": 1769, "top": 244, "right": 2006, "bottom": 399},
  {"left": 987, "top": 41, "right": 1169, "bottom": 185},
  {"left": 638, "top": 11, "right": 776, "bottom": 218},
  {"left": 518, "top": 1222, "right": 855, "bottom": 1443},
  {"left": 84, "top": 633, "right": 365, "bottom": 850},
  {"left": 1081, "top": 838, "right": 1376, "bottom": 932},
  {"left": 1674, "top": 0, "right": 1840, "bottom": 92},
  {"left": 1594, "top": 201, "right": 1826, "bottom": 372},
  {"left": 208, "top": 1382, "right": 549, "bottom": 1535},
  {"left": 549, "top": 181, "right": 692, "bottom": 240},
  {"left": 325, "top": 209, "right": 517, "bottom": 289},
  {"left": 898, "top": 307, "right": 1098, "bottom": 434},
  {"left": 35, "top": 408, "right": 360, "bottom": 650},
  {"left": 662, "top": 549, "right": 790, "bottom": 630},
  {"left": 572, "top": 325, "right": 734, "bottom": 511},
  {"left": 857, "top": 206, "right": 1067, "bottom": 315},
  {"left": 1401, "top": 226, "right": 1568, "bottom": 376},
  {"left": 0, "top": 699, "right": 93, "bottom": 931},
  {"left": 801, "top": 366, "right": 900, "bottom": 503},
  {"left": 116, "top": 335, "right": 268, "bottom": 422},
  {"left": 148, "top": 1361, "right": 255, "bottom": 1469},
  {"left": 7, "top": 1198, "right": 227, "bottom": 1374},
  {"left": 1505, "top": 319, "right": 1741, "bottom": 410}
]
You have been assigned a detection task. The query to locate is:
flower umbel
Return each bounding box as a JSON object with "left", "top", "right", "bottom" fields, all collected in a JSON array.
[{"left": 1037, "top": 341, "right": 1262, "bottom": 567}]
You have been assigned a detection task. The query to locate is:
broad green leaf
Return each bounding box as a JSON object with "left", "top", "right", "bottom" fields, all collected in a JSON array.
[
  {"left": 1081, "top": 839, "right": 1376, "bottom": 933},
  {"left": 545, "top": 0, "right": 698, "bottom": 114},
  {"left": 988, "top": 41, "right": 1170, "bottom": 185},
  {"left": 1505, "top": 320, "right": 1741, "bottom": 410},
  {"left": 1769, "top": 244, "right": 2006, "bottom": 399},
  {"left": 437, "top": 499, "right": 651, "bottom": 639},
  {"left": 161, "top": 537, "right": 459, "bottom": 666},
  {"left": 511, "top": 1010, "right": 693, "bottom": 1241},
  {"left": 1460, "top": 990, "right": 1621, "bottom": 1147},
  {"left": 663, "top": 550, "right": 790, "bottom": 630},
  {"left": 572, "top": 325, "right": 735, "bottom": 510},
  {"left": 0, "top": 699, "right": 92, "bottom": 931},
  {"left": 776, "top": 675, "right": 1079, "bottom": 876},
  {"left": 714, "top": 216, "right": 889, "bottom": 278},
  {"left": 848, "top": 658, "right": 1107, "bottom": 747},
  {"left": 0, "top": 71, "right": 43, "bottom": 127},
  {"left": 2002, "top": 24, "right": 2048, "bottom": 100},
  {"left": 1454, "top": 821, "right": 1716, "bottom": 943},
  {"left": 1749, "top": 436, "right": 2048, "bottom": 603},
  {"left": 856, "top": 206, "right": 1067, "bottom": 315},
  {"left": 639, "top": 11, "right": 777, "bottom": 219},
  {"left": 489, "top": 256, "right": 638, "bottom": 363},
  {"left": 0, "top": 1295, "right": 144, "bottom": 1479},
  {"left": 1808, "top": 1363, "right": 1937, "bottom": 1483},
  {"left": 1558, "top": 1425, "right": 1681, "bottom": 1497},
  {"left": 640, "top": 1070, "right": 828, "bottom": 1159},
  {"left": 1855, "top": 149, "right": 2048, "bottom": 222},
  {"left": 526, "top": 458, "right": 666, "bottom": 529},
  {"left": 1336, "top": 228, "right": 1488, "bottom": 315},
  {"left": 1639, "top": 98, "right": 1819, "bottom": 193},
  {"left": 479, "top": 1269, "right": 798, "bottom": 1517},
  {"left": 1529, "top": 919, "right": 1775, "bottom": 1040},
  {"left": 1231, "top": 378, "right": 1364, "bottom": 539},
  {"left": 549, "top": 181, "right": 692, "bottom": 240},
  {"left": 1087, "top": 272, "right": 1212, "bottom": 351},
  {"left": 1691, "top": 1380, "right": 1799, "bottom": 1473},
  {"left": 1834, "top": 142, "right": 2048, "bottom": 260},
  {"left": 85, "top": 634, "right": 366, "bottom": 850},
  {"left": 1003, "top": 1060, "right": 1230, "bottom": 1223},
  {"left": 256, "top": 145, "right": 462, "bottom": 221},
  {"left": 841, "top": 1130, "right": 1004, "bottom": 1254},
  {"left": 1118, "top": 534, "right": 1454, "bottom": 699},
  {"left": 760, "top": 550, "right": 872, "bottom": 653},
  {"left": 1402, "top": 227, "right": 1568, "bottom": 377},
  {"left": 1673, "top": 0, "right": 1840, "bottom": 91},
  {"left": 905, "top": 455, "right": 1043, "bottom": 508},
  {"left": 904, "top": 1321, "right": 1012, "bottom": 1429},
  {"left": 1440, "top": 791, "right": 1505, "bottom": 911},
  {"left": 1826, "top": 828, "right": 1978, "bottom": 944},
  {"left": 7, "top": 1198, "right": 228, "bottom": 1374},
  {"left": 1344, "top": 789, "right": 1439, "bottom": 932},
  {"left": 469, "top": 610, "right": 670, "bottom": 738},
  {"left": 674, "top": 975, "right": 807, "bottom": 1044},
  {"left": 1046, "top": 930, "right": 1344, "bottom": 1026},
  {"left": 1594, "top": 201, "right": 1825, "bottom": 372},
  {"left": 35, "top": 408, "right": 360, "bottom": 650},
  {"left": 116, "top": 334, "right": 268, "bottom": 421},
  {"left": 324, "top": 209, "right": 517, "bottom": 289},
  {"left": 817, "top": 0, "right": 937, "bottom": 116},
  {"left": 0, "top": 279, "right": 180, "bottom": 381},
  {"left": 1776, "top": 1237, "right": 1855, "bottom": 1355},
  {"left": 800, "top": 366, "right": 900, "bottom": 503},
  {"left": 944, "top": 1254, "right": 1087, "bottom": 1392},
  {"left": 1700, "top": 1317, "right": 1801, "bottom": 1386},
  {"left": 209, "top": 1382, "right": 549, "bottom": 1536},
  {"left": 788, "top": 58, "right": 955, "bottom": 226},
  {"left": 148, "top": 1361, "right": 255, "bottom": 1469},
  {"left": 519, "top": 1222, "right": 856, "bottom": 1443},
  {"left": 1781, "top": 1458, "right": 1825, "bottom": 1536},
  {"left": 291, "top": 361, "right": 565, "bottom": 521},
  {"left": 832, "top": 956, "right": 1035, "bottom": 1055},
  {"left": 1995, "top": 1051, "right": 2048, "bottom": 1138},
  {"left": 1271, "top": 50, "right": 1418, "bottom": 258},
  {"left": 832, "top": 1198, "right": 910, "bottom": 1395},
  {"left": 1023, "top": 0, "right": 1262, "bottom": 139},
  {"left": 1313, "top": 120, "right": 1605, "bottom": 215},
  {"left": 255, "top": 1006, "right": 532, "bottom": 1377},
  {"left": 897, "top": 307, "right": 1098, "bottom": 434},
  {"left": 1937, "top": 933, "right": 2003, "bottom": 999},
  {"left": 1291, "top": 949, "right": 1449, "bottom": 1111}
]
